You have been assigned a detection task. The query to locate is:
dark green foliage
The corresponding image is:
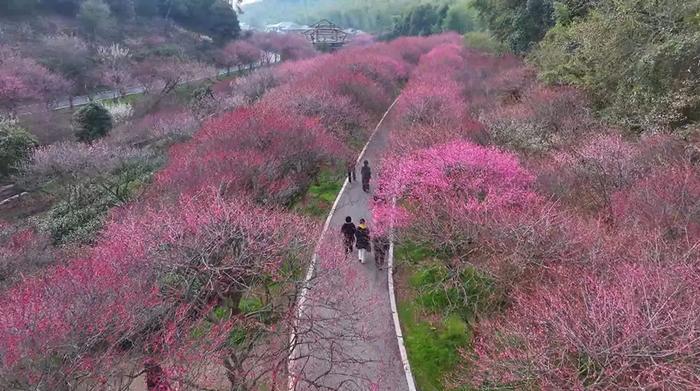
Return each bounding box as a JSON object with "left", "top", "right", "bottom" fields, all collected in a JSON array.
[
  {"left": 134, "top": 0, "right": 160, "bottom": 16},
  {"left": 73, "top": 103, "right": 113, "bottom": 143},
  {"left": 443, "top": 0, "right": 482, "bottom": 34},
  {"left": 161, "top": 0, "right": 241, "bottom": 43},
  {"left": 105, "top": 0, "right": 135, "bottom": 18},
  {"left": 77, "top": 0, "right": 113, "bottom": 36},
  {"left": 206, "top": 0, "right": 242, "bottom": 43},
  {"left": 389, "top": 3, "right": 449, "bottom": 38},
  {"left": 41, "top": 0, "right": 83, "bottom": 15},
  {"left": 0, "top": 0, "right": 41, "bottom": 15},
  {"left": 473, "top": 0, "right": 555, "bottom": 52},
  {"left": 0, "top": 123, "right": 38, "bottom": 177},
  {"left": 531, "top": 0, "right": 700, "bottom": 130},
  {"left": 382, "top": 1, "right": 483, "bottom": 39},
  {"left": 5, "top": 0, "right": 241, "bottom": 44}
]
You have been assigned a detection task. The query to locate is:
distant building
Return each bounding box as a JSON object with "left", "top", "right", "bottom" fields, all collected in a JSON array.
[{"left": 264, "top": 21, "right": 309, "bottom": 33}]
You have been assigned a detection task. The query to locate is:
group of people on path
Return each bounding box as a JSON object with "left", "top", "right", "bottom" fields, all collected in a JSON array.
[
  {"left": 341, "top": 216, "right": 390, "bottom": 268},
  {"left": 340, "top": 159, "right": 390, "bottom": 267}
]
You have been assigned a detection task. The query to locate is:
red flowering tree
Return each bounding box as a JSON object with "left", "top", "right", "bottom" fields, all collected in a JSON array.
[
  {"left": 467, "top": 262, "right": 700, "bottom": 390},
  {"left": 0, "top": 192, "right": 317, "bottom": 389},
  {"left": 262, "top": 83, "right": 370, "bottom": 145},
  {"left": 0, "top": 46, "right": 70, "bottom": 112},
  {"left": 0, "top": 222, "right": 52, "bottom": 289},
  {"left": 157, "top": 104, "right": 345, "bottom": 205},
  {"left": 384, "top": 33, "right": 462, "bottom": 65},
  {"left": 216, "top": 40, "right": 262, "bottom": 75},
  {"left": 389, "top": 43, "right": 487, "bottom": 152},
  {"left": 540, "top": 134, "right": 644, "bottom": 216},
  {"left": 134, "top": 57, "right": 214, "bottom": 96},
  {"left": 0, "top": 35, "right": 471, "bottom": 390},
  {"left": 373, "top": 140, "right": 539, "bottom": 257},
  {"left": 249, "top": 32, "right": 316, "bottom": 61},
  {"left": 612, "top": 164, "right": 700, "bottom": 242}
]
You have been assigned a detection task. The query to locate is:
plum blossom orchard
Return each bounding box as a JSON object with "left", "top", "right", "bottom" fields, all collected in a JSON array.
[
  {"left": 0, "top": 35, "right": 459, "bottom": 390},
  {"left": 0, "top": 46, "right": 71, "bottom": 112},
  {"left": 373, "top": 40, "right": 700, "bottom": 389}
]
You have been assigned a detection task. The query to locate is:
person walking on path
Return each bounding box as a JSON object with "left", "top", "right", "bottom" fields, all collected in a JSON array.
[
  {"left": 346, "top": 158, "right": 357, "bottom": 183},
  {"left": 355, "top": 218, "right": 371, "bottom": 264},
  {"left": 361, "top": 160, "right": 372, "bottom": 193},
  {"left": 340, "top": 216, "right": 356, "bottom": 255},
  {"left": 372, "top": 234, "right": 390, "bottom": 269}
]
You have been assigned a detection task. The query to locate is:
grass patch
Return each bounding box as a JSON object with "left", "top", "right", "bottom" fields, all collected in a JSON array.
[
  {"left": 109, "top": 93, "right": 144, "bottom": 106},
  {"left": 395, "top": 241, "right": 499, "bottom": 390},
  {"left": 293, "top": 168, "right": 344, "bottom": 218},
  {"left": 395, "top": 240, "right": 433, "bottom": 264},
  {"left": 400, "top": 301, "right": 471, "bottom": 391}
]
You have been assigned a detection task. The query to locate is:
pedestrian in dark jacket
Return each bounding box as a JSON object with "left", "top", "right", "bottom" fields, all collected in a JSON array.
[
  {"left": 361, "top": 160, "right": 371, "bottom": 192},
  {"left": 346, "top": 159, "right": 357, "bottom": 183},
  {"left": 355, "top": 218, "right": 371, "bottom": 263},
  {"left": 372, "top": 234, "right": 390, "bottom": 269},
  {"left": 340, "top": 216, "right": 356, "bottom": 255}
]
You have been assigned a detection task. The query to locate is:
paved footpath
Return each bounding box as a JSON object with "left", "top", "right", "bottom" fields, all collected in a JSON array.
[{"left": 290, "top": 112, "right": 410, "bottom": 390}]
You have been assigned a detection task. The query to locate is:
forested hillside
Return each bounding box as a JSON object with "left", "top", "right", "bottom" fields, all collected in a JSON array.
[
  {"left": 240, "top": 0, "right": 453, "bottom": 32},
  {"left": 1, "top": 0, "right": 241, "bottom": 42}
]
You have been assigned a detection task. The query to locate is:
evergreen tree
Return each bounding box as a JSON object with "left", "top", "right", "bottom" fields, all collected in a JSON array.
[
  {"left": 73, "top": 103, "right": 113, "bottom": 143},
  {"left": 473, "top": 0, "right": 555, "bottom": 52},
  {"left": 0, "top": 123, "right": 38, "bottom": 177},
  {"left": 77, "top": 0, "right": 113, "bottom": 37}
]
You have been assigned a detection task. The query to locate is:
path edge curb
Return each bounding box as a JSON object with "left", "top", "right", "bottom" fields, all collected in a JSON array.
[
  {"left": 388, "top": 196, "right": 418, "bottom": 391},
  {"left": 287, "top": 95, "right": 401, "bottom": 390}
]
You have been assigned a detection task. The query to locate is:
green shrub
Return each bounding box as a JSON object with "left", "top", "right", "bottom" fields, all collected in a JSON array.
[
  {"left": 458, "top": 266, "right": 500, "bottom": 322},
  {"left": 473, "top": 0, "right": 554, "bottom": 53},
  {"left": 73, "top": 103, "right": 113, "bottom": 142},
  {"left": 409, "top": 262, "right": 499, "bottom": 320},
  {"left": 228, "top": 327, "right": 248, "bottom": 346},
  {"left": 40, "top": 182, "right": 116, "bottom": 245},
  {"left": 463, "top": 31, "right": 507, "bottom": 54},
  {"left": 443, "top": 0, "right": 482, "bottom": 34},
  {"left": 239, "top": 296, "right": 264, "bottom": 314},
  {"left": 0, "top": 122, "right": 38, "bottom": 177},
  {"left": 39, "top": 159, "right": 157, "bottom": 245}
]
